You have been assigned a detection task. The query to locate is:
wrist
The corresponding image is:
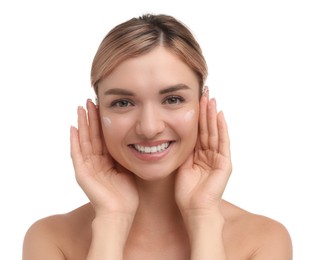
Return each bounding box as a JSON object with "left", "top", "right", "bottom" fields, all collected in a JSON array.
[
  {"left": 87, "top": 214, "right": 134, "bottom": 260},
  {"left": 182, "top": 209, "right": 225, "bottom": 239},
  {"left": 91, "top": 214, "right": 134, "bottom": 249},
  {"left": 181, "top": 204, "right": 224, "bottom": 221},
  {"left": 183, "top": 213, "right": 227, "bottom": 259},
  {"left": 92, "top": 212, "right": 134, "bottom": 234}
]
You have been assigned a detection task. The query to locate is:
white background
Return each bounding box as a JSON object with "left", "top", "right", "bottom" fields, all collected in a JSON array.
[{"left": 1, "top": 0, "right": 312, "bottom": 259}]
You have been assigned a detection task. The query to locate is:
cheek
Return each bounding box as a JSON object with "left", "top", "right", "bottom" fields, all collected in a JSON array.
[
  {"left": 184, "top": 109, "right": 195, "bottom": 122},
  {"left": 101, "top": 115, "right": 133, "bottom": 144},
  {"left": 102, "top": 116, "right": 111, "bottom": 128},
  {"left": 101, "top": 115, "right": 132, "bottom": 131},
  {"left": 170, "top": 109, "right": 199, "bottom": 140}
]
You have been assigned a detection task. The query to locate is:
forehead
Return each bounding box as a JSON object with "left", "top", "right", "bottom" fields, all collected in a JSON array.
[{"left": 98, "top": 46, "right": 199, "bottom": 92}]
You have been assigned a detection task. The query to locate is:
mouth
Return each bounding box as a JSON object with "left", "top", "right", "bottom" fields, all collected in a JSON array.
[{"left": 130, "top": 142, "right": 172, "bottom": 154}]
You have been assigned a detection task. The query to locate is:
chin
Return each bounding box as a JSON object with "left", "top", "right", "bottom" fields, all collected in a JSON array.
[{"left": 126, "top": 163, "right": 179, "bottom": 182}]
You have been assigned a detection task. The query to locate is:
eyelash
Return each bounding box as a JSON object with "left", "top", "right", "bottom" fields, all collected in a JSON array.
[
  {"left": 110, "top": 99, "right": 134, "bottom": 108},
  {"left": 109, "top": 95, "right": 185, "bottom": 108},
  {"left": 162, "top": 95, "right": 185, "bottom": 105}
]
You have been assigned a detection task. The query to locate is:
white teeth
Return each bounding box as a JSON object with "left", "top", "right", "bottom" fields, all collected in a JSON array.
[{"left": 133, "top": 142, "right": 170, "bottom": 154}]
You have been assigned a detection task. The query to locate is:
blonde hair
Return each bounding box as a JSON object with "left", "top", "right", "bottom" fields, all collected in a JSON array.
[{"left": 91, "top": 14, "right": 208, "bottom": 95}]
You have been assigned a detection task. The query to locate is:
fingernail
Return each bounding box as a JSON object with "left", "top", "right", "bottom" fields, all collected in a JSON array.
[
  {"left": 86, "top": 98, "right": 92, "bottom": 106},
  {"left": 77, "top": 106, "right": 83, "bottom": 112}
]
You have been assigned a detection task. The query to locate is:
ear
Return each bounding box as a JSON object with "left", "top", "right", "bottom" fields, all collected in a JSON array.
[{"left": 202, "top": 85, "right": 209, "bottom": 97}]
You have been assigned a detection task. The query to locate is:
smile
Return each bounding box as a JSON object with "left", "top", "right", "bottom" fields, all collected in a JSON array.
[{"left": 132, "top": 142, "right": 170, "bottom": 154}]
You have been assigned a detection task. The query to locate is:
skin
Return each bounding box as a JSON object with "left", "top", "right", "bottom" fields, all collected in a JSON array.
[{"left": 23, "top": 46, "right": 292, "bottom": 260}]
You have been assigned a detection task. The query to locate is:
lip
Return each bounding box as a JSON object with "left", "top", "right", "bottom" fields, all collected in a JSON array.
[{"left": 128, "top": 140, "right": 174, "bottom": 161}]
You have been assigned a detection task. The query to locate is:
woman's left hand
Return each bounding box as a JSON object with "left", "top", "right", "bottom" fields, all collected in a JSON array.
[{"left": 175, "top": 93, "right": 232, "bottom": 217}]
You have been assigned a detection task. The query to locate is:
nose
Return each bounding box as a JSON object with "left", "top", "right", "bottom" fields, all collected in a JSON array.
[{"left": 135, "top": 105, "right": 165, "bottom": 139}]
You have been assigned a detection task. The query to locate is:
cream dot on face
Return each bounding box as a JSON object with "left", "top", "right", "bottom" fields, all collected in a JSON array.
[
  {"left": 184, "top": 110, "right": 195, "bottom": 122},
  {"left": 102, "top": 116, "right": 112, "bottom": 128}
]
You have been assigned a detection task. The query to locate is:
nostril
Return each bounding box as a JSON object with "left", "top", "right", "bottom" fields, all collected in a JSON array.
[{"left": 135, "top": 114, "right": 165, "bottom": 138}]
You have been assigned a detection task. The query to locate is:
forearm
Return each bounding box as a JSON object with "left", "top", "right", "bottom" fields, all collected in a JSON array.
[
  {"left": 184, "top": 211, "right": 227, "bottom": 260},
  {"left": 86, "top": 214, "right": 133, "bottom": 260}
]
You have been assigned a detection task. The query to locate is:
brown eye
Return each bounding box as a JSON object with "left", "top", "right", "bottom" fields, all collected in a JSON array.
[
  {"left": 163, "top": 96, "right": 185, "bottom": 105},
  {"left": 111, "top": 99, "right": 133, "bottom": 108}
]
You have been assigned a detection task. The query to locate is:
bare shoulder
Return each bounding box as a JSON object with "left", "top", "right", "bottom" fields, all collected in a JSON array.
[
  {"left": 221, "top": 200, "right": 293, "bottom": 259},
  {"left": 23, "top": 203, "right": 94, "bottom": 260}
]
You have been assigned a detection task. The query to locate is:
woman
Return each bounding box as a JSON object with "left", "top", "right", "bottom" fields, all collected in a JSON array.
[{"left": 23, "top": 14, "right": 292, "bottom": 259}]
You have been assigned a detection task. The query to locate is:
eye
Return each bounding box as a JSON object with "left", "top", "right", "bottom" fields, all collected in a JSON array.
[
  {"left": 163, "top": 95, "right": 185, "bottom": 105},
  {"left": 110, "top": 99, "right": 133, "bottom": 108}
]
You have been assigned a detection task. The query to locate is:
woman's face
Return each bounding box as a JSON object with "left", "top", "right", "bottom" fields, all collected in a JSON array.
[{"left": 97, "top": 46, "right": 200, "bottom": 181}]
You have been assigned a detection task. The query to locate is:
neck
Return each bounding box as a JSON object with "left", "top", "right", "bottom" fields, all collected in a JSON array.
[
  {"left": 132, "top": 173, "right": 185, "bottom": 232},
  {"left": 125, "top": 173, "right": 190, "bottom": 257}
]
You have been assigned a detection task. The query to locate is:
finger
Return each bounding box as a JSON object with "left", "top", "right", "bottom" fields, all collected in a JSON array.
[
  {"left": 217, "top": 111, "right": 231, "bottom": 158},
  {"left": 70, "top": 126, "right": 84, "bottom": 170},
  {"left": 86, "top": 99, "right": 103, "bottom": 155},
  {"left": 207, "top": 98, "right": 219, "bottom": 151},
  {"left": 77, "top": 106, "right": 93, "bottom": 160},
  {"left": 195, "top": 135, "right": 202, "bottom": 151},
  {"left": 199, "top": 92, "right": 209, "bottom": 149}
]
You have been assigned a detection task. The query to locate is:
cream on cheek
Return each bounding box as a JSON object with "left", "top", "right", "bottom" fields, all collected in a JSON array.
[
  {"left": 168, "top": 109, "right": 198, "bottom": 138},
  {"left": 184, "top": 109, "right": 195, "bottom": 122},
  {"left": 102, "top": 116, "right": 112, "bottom": 128},
  {"left": 101, "top": 115, "right": 134, "bottom": 135},
  {"left": 170, "top": 109, "right": 198, "bottom": 162}
]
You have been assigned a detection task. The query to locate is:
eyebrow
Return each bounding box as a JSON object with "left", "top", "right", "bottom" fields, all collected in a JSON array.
[
  {"left": 103, "top": 84, "right": 191, "bottom": 96},
  {"left": 104, "top": 88, "right": 135, "bottom": 96},
  {"left": 159, "top": 84, "right": 191, "bottom": 95}
]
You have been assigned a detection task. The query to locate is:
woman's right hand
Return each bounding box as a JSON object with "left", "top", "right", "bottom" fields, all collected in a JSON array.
[{"left": 70, "top": 99, "right": 139, "bottom": 218}]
